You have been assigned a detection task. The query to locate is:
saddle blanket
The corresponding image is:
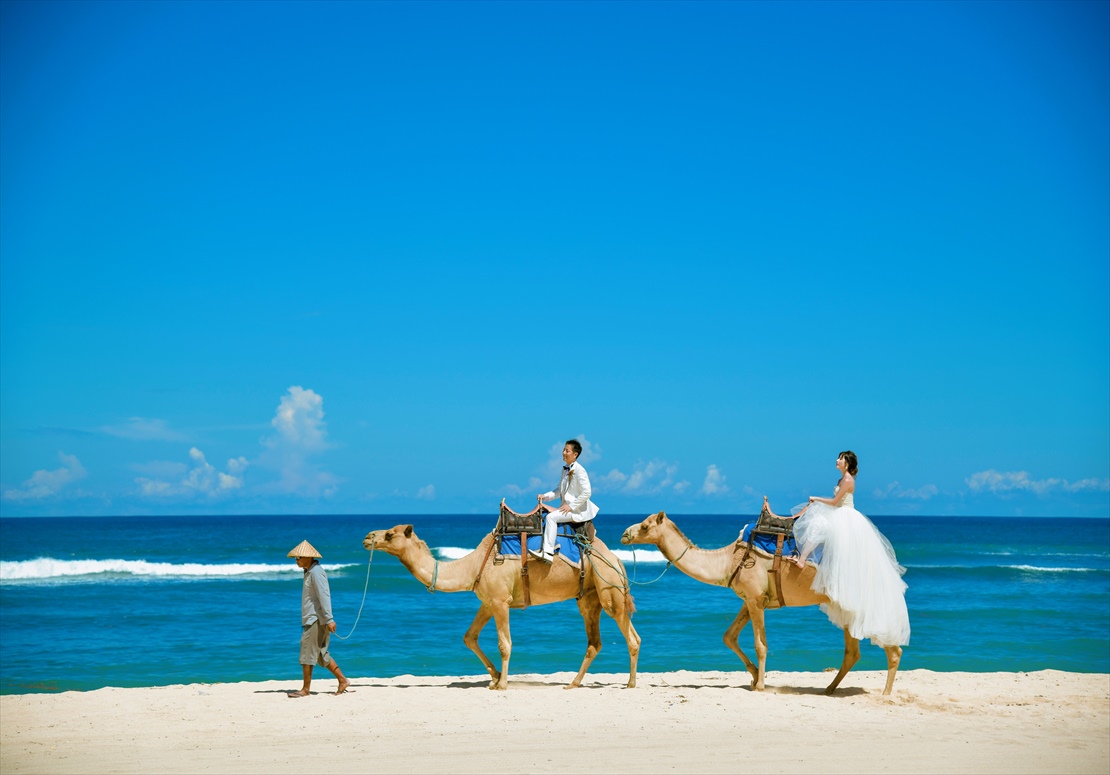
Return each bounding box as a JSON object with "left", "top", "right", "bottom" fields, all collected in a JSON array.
[
  {"left": 500, "top": 528, "right": 583, "bottom": 565},
  {"left": 741, "top": 523, "right": 798, "bottom": 557}
]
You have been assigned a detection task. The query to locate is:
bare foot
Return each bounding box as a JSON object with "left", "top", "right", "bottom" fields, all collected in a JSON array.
[
  {"left": 792, "top": 557, "right": 806, "bottom": 569},
  {"left": 334, "top": 679, "right": 350, "bottom": 695},
  {"left": 287, "top": 689, "right": 310, "bottom": 698}
]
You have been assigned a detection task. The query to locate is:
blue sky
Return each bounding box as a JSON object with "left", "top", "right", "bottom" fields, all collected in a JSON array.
[{"left": 1, "top": 0, "right": 1107, "bottom": 518}]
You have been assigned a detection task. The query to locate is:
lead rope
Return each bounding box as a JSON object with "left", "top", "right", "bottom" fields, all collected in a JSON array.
[
  {"left": 629, "top": 543, "right": 689, "bottom": 585},
  {"left": 332, "top": 545, "right": 374, "bottom": 641},
  {"left": 426, "top": 558, "right": 439, "bottom": 593}
]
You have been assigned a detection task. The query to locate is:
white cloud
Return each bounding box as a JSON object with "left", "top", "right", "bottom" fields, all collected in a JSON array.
[
  {"left": 1063, "top": 478, "right": 1110, "bottom": 493},
  {"left": 598, "top": 469, "right": 628, "bottom": 488},
  {"left": 101, "top": 417, "right": 187, "bottom": 442},
  {"left": 965, "top": 470, "right": 1110, "bottom": 496},
  {"left": 3, "top": 453, "right": 87, "bottom": 501},
  {"left": 501, "top": 476, "right": 545, "bottom": 498},
  {"left": 597, "top": 460, "right": 689, "bottom": 496},
  {"left": 416, "top": 484, "right": 436, "bottom": 500},
  {"left": 700, "top": 464, "right": 730, "bottom": 496},
  {"left": 268, "top": 386, "right": 328, "bottom": 452},
  {"left": 135, "top": 448, "right": 248, "bottom": 498},
  {"left": 874, "top": 481, "right": 939, "bottom": 500},
  {"left": 259, "top": 386, "right": 339, "bottom": 496},
  {"left": 123, "top": 387, "right": 339, "bottom": 502}
]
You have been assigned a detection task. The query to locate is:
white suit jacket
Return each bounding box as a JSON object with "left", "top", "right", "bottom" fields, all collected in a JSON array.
[{"left": 541, "top": 461, "right": 600, "bottom": 522}]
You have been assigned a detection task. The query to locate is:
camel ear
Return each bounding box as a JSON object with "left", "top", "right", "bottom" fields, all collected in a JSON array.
[
  {"left": 404, "top": 525, "right": 413, "bottom": 537},
  {"left": 655, "top": 512, "right": 666, "bottom": 525}
]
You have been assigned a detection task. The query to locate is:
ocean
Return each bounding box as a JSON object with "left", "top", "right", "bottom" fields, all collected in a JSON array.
[{"left": 1, "top": 513, "right": 1107, "bottom": 694}]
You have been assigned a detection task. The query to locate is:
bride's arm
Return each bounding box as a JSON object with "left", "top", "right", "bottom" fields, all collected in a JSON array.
[{"left": 809, "top": 474, "right": 855, "bottom": 506}]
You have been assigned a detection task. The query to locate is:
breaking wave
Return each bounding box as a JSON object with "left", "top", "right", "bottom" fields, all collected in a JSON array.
[{"left": 0, "top": 558, "right": 350, "bottom": 582}]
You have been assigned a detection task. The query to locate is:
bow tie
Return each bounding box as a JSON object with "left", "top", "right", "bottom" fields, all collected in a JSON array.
[{"left": 562, "top": 465, "right": 571, "bottom": 471}]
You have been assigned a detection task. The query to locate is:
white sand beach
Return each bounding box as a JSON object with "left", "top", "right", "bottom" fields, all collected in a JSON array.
[{"left": 2, "top": 669, "right": 1107, "bottom": 775}]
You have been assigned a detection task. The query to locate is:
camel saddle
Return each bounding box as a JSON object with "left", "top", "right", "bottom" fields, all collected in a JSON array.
[
  {"left": 486, "top": 500, "right": 595, "bottom": 608},
  {"left": 733, "top": 501, "right": 797, "bottom": 610}
]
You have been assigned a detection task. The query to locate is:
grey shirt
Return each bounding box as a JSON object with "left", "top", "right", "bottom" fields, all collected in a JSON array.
[{"left": 301, "top": 561, "right": 334, "bottom": 626}]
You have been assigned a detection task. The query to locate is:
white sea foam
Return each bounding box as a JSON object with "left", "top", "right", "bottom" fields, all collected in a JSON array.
[
  {"left": 0, "top": 558, "right": 348, "bottom": 581},
  {"left": 904, "top": 563, "right": 1104, "bottom": 573},
  {"left": 612, "top": 548, "right": 667, "bottom": 564},
  {"left": 1003, "top": 564, "right": 1103, "bottom": 573},
  {"left": 435, "top": 547, "right": 475, "bottom": 560}
]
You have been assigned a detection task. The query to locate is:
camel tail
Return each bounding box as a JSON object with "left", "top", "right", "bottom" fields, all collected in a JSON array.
[{"left": 626, "top": 589, "right": 637, "bottom": 616}]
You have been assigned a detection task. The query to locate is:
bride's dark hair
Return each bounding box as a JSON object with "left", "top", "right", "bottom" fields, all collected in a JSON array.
[{"left": 838, "top": 450, "right": 859, "bottom": 476}]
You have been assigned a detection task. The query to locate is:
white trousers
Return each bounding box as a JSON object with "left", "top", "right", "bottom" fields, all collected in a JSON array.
[{"left": 542, "top": 511, "right": 587, "bottom": 554}]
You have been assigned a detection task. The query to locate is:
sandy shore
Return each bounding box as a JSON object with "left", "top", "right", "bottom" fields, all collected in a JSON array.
[{"left": 2, "top": 669, "right": 1107, "bottom": 774}]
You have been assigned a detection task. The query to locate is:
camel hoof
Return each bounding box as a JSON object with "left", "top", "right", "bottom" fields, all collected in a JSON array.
[
  {"left": 625, "top": 680, "right": 636, "bottom": 689},
  {"left": 563, "top": 683, "right": 579, "bottom": 690}
]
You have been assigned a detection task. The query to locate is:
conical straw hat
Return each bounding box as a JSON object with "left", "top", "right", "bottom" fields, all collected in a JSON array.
[{"left": 287, "top": 540, "right": 322, "bottom": 558}]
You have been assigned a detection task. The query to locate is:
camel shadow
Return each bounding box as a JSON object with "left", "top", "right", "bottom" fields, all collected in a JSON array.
[
  {"left": 254, "top": 684, "right": 369, "bottom": 696},
  {"left": 762, "top": 684, "right": 868, "bottom": 697},
  {"left": 646, "top": 681, "right": 868, "bottom": 697},
  {"left": 445, "top": 679, "right": 637, "bottom": 690}
]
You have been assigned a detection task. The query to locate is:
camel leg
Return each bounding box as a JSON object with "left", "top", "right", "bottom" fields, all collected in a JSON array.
[
  {"left": 490, "top": 602, "right": 512, "bottom": 691},
  {"left": 567, "top": 592, "right": 602, "bottom": 690},
  {"left": 881, "top": 645, "right": 902, "bottom": 695},
  {"left": 462, "top": 605, "right": 501, "bottom": 689},
  {"left": 598, "top": 585, "right": 640, "bottom": 689},
  {"left": 723, "top": 605, "right": 759, "bottom": 684},
  {"left": 748, "top": 604, "right": 769, "bottom": 691},
  {"left": 824, "top": 627, "right": 862, "bottom": 694}
]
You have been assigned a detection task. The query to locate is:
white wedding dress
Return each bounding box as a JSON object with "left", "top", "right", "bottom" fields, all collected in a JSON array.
[{"left": 793, "top": 488, "right": 911, "bottom": 647}]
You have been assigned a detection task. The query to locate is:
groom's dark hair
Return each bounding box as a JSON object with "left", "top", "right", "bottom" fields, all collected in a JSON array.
[{"left": 565, "top": 439, "right": 583, "bottom": 457}]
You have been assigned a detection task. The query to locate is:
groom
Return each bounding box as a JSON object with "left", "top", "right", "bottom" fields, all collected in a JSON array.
[{"left": 533, "top": 439, "right": 599, "bottom": 562}]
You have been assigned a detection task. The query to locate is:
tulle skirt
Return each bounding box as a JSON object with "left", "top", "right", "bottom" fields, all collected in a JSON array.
[{"left": 793, "top": 502, "right": 911, "bottom": 647}]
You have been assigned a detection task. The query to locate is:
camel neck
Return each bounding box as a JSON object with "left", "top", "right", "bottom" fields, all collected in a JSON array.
[
  {"left": 657, "top": 530, "right": 735, "bottom": 588},
  {"left": 400, "top": 535, "right": 489, "bottom": 593}
]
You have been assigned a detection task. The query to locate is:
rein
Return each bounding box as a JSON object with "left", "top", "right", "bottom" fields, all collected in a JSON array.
[
  {"left": 630, "top": 543, "right": 689, "bottom": 585},
  {"left": 332, "top": 544, "right": 374, "bottom": 641},
  {"left": 426, "top": 558, "right": 440, "bottom": 593}
]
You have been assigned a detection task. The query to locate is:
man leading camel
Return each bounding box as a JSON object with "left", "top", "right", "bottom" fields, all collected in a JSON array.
[
  {"left": 533, "top": 439, "right": 599, "bottom": 562},
  {"left": 287, "top": 540, "right": 350, "bottom": 697}
]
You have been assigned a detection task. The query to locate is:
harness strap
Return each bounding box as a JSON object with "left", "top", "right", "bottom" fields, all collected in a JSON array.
[
  {"left": 728, "top": 541, "right": 746, "bottom": 590},
  {"left": 767, "top": 533, "right": 786, "bottom": 608},
  {"left": 519, "top": 531, "right": 531, "bottom": 608},
  {"left": 472, "top": 534, "right": 497, "bottom": 590}
]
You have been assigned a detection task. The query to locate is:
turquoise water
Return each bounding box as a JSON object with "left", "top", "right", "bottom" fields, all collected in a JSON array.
[{"left": 1, "top": 513, "right": 1107, "bottom": 693}]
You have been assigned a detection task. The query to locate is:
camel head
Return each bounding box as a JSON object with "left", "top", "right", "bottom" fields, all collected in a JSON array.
[
  {"left": 363, "top": 524, "right": 416, "bottom": 555},
  {"left": 621, "top": 511, "right": 670, "bottom": 546}
]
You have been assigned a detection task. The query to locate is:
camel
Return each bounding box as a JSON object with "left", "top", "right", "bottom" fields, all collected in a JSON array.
[
  {"left": 620, "top": 511, "right": 903, "bottom": 695},
  {"left": 363, "top": 523, "right": 640, "bottom": 690}
]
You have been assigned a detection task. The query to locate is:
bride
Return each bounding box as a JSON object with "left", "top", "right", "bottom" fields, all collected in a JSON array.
[{"left": 786, "top": 450, "right": 911, "bottom": 647}]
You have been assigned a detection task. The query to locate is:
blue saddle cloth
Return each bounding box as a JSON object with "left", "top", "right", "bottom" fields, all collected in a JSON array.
[
  {"left": 741, "top": 523, "right": 798, "bottom": 557},
  {"left": 499, "top": 522, "right": 584, "bottom": 564}
]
